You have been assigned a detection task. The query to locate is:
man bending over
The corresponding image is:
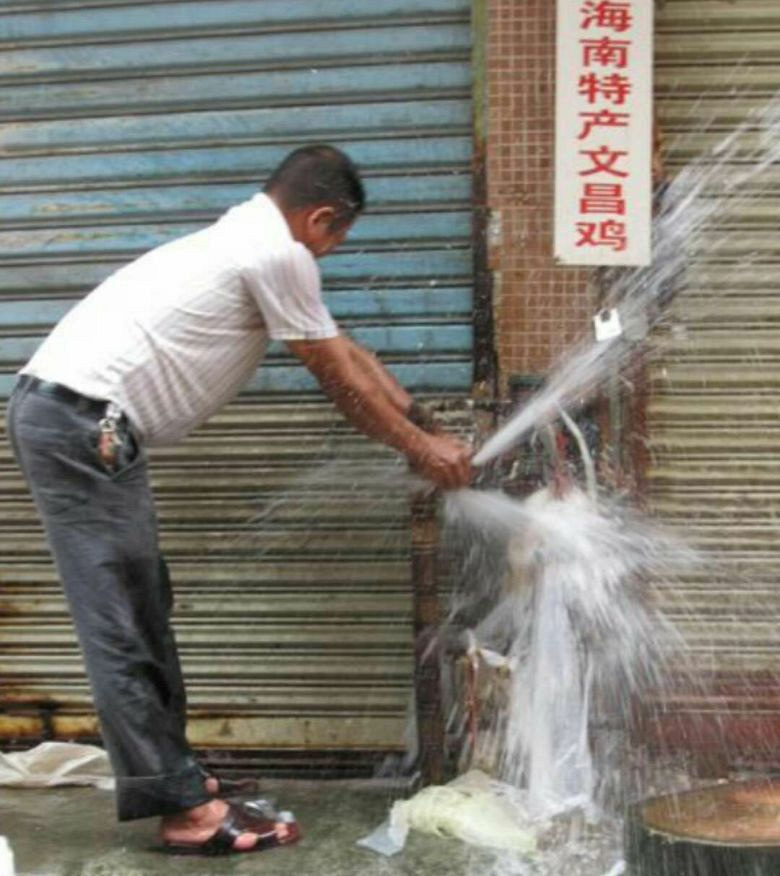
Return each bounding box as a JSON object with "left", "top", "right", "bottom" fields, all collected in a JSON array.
[{"left": 6, "top": 145, "right": 472, "bottom": 855}]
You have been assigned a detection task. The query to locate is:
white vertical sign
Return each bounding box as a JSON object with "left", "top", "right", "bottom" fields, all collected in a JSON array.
[{"left": 554, "top": 0, "right": 653, "bottom": 266}]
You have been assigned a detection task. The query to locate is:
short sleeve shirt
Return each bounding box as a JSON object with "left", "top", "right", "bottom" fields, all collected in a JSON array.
[{"left": 22, "top": 194, "right": 338, "bottom": 445}]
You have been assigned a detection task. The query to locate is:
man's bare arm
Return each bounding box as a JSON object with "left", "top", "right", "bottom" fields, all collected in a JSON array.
[
  {"left": 287, "top": 335, "right": 471, "bottom": 489},
  {"left": 340, "top": 333, "right": 440, "bottom": 432},
  {"left": 340, "top": 334, "right": 412, "bottom": 414}
]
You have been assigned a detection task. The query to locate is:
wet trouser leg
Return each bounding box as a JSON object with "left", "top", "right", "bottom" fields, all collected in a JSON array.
[{"left": 5, "top": 381, "right": 211, "bottom": 820}]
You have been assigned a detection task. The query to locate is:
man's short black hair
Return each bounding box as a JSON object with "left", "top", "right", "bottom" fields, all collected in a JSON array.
[{"left": 264, "top": 144, "right": 365, "bottom": 226}]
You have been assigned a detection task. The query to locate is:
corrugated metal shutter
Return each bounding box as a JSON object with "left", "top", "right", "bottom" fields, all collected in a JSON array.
[
  {"left": 0, "top": 0, "right": 475, "bottom": 760},
  {"left": 649, "top": 1, "right": 780, "bottom": 733}
]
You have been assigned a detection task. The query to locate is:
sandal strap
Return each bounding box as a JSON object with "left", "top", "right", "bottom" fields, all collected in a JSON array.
[
  {"left": 201, "top": 767, "right": 261, "bottom": 795},
  {"left": 198, "top": 808, "right": 245, "bottom": 853},
  {"left": 231, "top": 803, "right": 279, "bottom": 838},
  {"left": 197, "top": 802, "right": 282, "bottom": 854}
]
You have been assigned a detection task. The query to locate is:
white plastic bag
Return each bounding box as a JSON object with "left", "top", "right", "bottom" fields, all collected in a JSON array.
[
  {"left": 357, "top": 770, "right": 536, "bottom": 857},
  {"left": 0, "top": 742, "right": 114, "bottom": 790},
  {"left": 0, "top": 837, "right": 14, "bottom": 876}
]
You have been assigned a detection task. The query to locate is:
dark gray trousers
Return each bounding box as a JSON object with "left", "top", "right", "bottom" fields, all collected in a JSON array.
[{"left": 6, "top": 379, "right": 211, "bottom": 820}]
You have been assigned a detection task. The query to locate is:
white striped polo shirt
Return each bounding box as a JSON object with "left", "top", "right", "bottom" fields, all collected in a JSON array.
[{"left": 22, "top": 193, "right": 339, "bottom": 446}]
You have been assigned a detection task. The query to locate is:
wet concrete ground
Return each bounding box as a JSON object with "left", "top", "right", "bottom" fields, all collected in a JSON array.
[{"left": 0, "top": 780, "right": 493, "bottom": 875}]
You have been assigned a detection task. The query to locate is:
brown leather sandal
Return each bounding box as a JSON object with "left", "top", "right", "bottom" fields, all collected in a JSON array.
[
  {"left": 202, "top": 770, "right": 262, "bottom": 796},
  {"left": 163, "top": 801, "right": 300, "bottom": 856}
]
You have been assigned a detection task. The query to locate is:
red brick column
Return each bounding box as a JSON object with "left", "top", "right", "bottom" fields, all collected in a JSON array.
[{"left": 485, "top": 0, "right": 594, "bottom": 388}]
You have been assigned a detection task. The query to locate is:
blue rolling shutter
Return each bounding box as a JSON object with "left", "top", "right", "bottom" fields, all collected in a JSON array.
[{"left": 0, "top": 1, "right": 474, "bottom": 757}]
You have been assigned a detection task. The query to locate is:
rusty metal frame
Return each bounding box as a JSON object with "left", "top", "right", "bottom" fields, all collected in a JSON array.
[
  {"left": 410, "top": 490, "right": 446, "bottom": 785},
  {"left": 408, "top": 0, "right": 495, "bottom": 785}
]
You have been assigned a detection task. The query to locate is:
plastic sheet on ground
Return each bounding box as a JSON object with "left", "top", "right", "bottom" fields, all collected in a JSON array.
[
  {"left": 0, "top": 835, "right": 14, "bottom": 876},
  {"left": 0, "top": 742, "right": 114, "bottom": 791},
  {"left": 357, "top": 769, "right": 537, "bottom": 857}
]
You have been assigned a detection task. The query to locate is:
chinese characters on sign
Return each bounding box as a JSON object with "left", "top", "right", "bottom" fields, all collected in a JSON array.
[{"left": 555, "top": 1, "right": 653, "bottom": 265}]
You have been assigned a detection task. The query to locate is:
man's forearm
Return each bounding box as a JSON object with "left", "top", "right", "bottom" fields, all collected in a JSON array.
[
  {"left": 341, "top": 334, "right": 413, "bottom": 414},
  {"left": 323, "top": 369, "right": 428, "bottom": 458},
  {"left": 288, "top": 336, "right": 426, "bottom": 459},
  {"left": 287, "top": 335, "right": 472, "bottom": 488},
  {"left": 342, "top": 335, "right": 438, "bottom": 432}
]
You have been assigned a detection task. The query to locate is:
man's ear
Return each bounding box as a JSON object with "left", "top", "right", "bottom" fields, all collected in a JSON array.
[{"left": 307, "top": 205, "right": 338, "bottom": 232}]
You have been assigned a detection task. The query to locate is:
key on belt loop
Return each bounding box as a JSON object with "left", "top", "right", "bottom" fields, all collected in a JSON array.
[{"left": 98, "top": 402, "right": 124, "bottom": 467}]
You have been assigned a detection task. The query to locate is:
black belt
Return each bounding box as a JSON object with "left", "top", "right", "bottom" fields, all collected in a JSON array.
[{"left": 16, "top": 375, "right": 110, "bottom": 417}]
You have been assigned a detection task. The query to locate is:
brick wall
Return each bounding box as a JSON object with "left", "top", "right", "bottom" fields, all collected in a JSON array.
[{"left": 485, "top": 0, "right": 594, "bottom": 391}]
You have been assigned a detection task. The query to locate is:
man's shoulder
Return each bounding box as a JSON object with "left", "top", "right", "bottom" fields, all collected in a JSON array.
[{"left": 218, "top": 194, "right": 302, "bottom": 261}]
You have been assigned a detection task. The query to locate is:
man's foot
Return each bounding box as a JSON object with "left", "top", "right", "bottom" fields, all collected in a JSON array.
[{"left": 160, "top": 799, "right": 294, "bottom": 854}]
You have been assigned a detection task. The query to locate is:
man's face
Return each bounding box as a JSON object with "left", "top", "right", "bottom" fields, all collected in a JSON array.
[{"left": 300, "top": 206, "right": 353, "bottom": 258}]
